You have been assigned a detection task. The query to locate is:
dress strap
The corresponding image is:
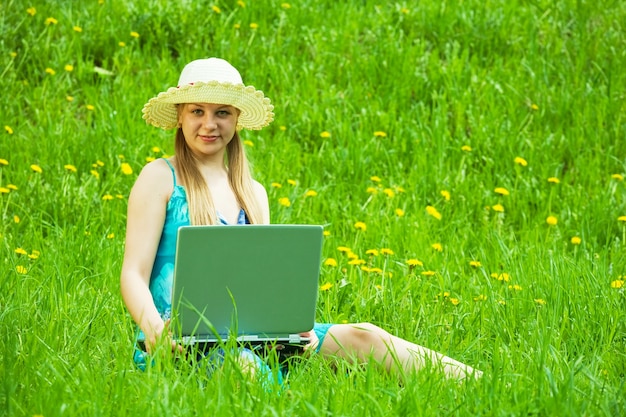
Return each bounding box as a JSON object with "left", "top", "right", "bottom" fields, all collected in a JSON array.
[{"left": 162, "top": 158, "right": 177, "bottom": 187}]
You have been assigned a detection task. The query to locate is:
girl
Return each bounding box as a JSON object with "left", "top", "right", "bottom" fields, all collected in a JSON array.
[{"left": 120, "top": 58, "right": 482, "bottom": 382}]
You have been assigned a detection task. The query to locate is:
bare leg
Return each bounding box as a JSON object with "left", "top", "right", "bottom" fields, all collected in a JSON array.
[{"left": 318, "top": 323, "right": 482, "bottom": 381}]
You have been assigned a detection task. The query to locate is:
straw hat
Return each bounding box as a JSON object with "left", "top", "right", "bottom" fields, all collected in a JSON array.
[{"left": 142, "top": 58, "right": 274, "bottom": 130}]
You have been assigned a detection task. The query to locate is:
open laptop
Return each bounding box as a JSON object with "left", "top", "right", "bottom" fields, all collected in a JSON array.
[{"left": 171, "top": 224, "right": 323, "bottom": 351}]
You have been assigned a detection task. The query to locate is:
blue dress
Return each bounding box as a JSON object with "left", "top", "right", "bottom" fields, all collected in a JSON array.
[{"left": 133, "top": 159, "right": 333, "bottom": 369}]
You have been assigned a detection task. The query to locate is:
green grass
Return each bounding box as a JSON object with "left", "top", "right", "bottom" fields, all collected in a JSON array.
[{"left": 1, "top": 0, "right": 625, "bottom": 415}]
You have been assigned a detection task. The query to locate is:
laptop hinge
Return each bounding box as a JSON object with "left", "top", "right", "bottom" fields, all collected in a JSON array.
[{"left": 289, "top": 334, "right": 303, "bottom": 343}]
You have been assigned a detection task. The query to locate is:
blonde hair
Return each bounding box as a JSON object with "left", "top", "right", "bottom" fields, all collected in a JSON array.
[{"left": 174, "top": 127, "right": 263, "bottom": 225}]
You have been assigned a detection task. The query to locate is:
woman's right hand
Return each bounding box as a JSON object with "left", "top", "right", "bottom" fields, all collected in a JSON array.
[{"left": 144, "top": 319, "right": 183, "bottom": 355}]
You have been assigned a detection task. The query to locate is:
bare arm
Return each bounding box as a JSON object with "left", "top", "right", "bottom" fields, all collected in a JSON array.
[{"left": 120, "top": 159, "right": 173, "bottom": 352}]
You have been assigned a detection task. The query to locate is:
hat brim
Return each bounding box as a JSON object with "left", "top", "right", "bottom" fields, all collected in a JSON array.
[{"left": 142, "top": 81, "right": 274, "bottom": 130}]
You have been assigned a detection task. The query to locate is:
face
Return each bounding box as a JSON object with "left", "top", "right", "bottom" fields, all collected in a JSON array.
[{"left": 177, "top": 103, "right": 239, "bottom": 159}]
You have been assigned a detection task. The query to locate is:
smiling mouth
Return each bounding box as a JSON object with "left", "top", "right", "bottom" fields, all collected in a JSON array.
[{"left": 199, "top": 135, "right": 219, "bottom": 141}]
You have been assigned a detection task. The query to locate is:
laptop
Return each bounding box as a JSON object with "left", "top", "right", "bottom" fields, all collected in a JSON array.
[{"left": 171, "top": 224, "right": 323, "bottom": 351}]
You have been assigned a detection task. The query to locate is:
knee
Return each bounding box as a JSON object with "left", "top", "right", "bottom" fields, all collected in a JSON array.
[{"left": 344, "top": 322, "right": 390, "bottom": 347}]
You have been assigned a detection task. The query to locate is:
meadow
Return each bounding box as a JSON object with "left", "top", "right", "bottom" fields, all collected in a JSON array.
[{"left": 1, "top": 0, "right": 625, "bottom": 415}]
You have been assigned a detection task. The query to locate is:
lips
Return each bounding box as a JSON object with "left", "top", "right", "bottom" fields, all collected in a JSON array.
[{"left": 199, "top": 135, "right": 219, "bottom": 142}]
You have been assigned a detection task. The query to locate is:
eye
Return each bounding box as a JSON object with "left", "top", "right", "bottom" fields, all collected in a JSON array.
[
  {"left": 216, "top": 109, "right": 232, "bottom": 117},
  {"left": 191, "top": 108, "right": 204, "bottom": 116}
]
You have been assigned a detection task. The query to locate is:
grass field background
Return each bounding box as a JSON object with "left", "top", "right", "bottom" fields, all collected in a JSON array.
[{"left": 1, "top": 0, "right": 625, "bottom": 415}]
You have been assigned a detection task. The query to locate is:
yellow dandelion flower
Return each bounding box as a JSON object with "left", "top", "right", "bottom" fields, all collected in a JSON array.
[
  {"left": 86, "top": 104, "right": 95, "bottom": 111},
  {"left": 383, "top": 188, "right": 395, "bottom": 198},
  {"left": 119, "top": 41, "right": 126, "bottom": 47},
  {"left": 14, "top": 215, "right": 20, "bottom": 223},
  {"left": 426, "top": 205, "right": 442, "bottom": 220},
  {"left": 4, "top": 126, "right": 13, "bottom": 134},
  {"left": 250, "top": 23, "right": 259, "bottom": 29},
  {"left": 514, "top": 156, "right": 528, "bottom": 166},
  {"left": 234, "top": 23, "right": 241, "bottom": 29},
  {"left": 64, "top": 64, "right": 74, "bottom": 72},
  {"left": 7, "top": 184, "right": 17, "bottom": 190},
  {"left": 461, "top": 145, "right": 472, "bottom": 152},
  {"left": 130, "top": 31, "right": 140, "bottom": 38},
  {"left": 29, "top": 250, "right": 40, "bottom": 259},
  {"left": 571, "top": 236, "right": 582, "bottom": 245},
  {"left": 406, "top": 259, "right": 423, "bottom": 267},
  {"left": 66, "top": 96, "right": 74, "bottom": 102},
  {"left": 0, "top": 187, "right": 10, "bottom": 194},
  {"left": 508, "top": 284, "right": 523, "bottom": 291},
  {"left": 15, "top": 248, "right": 28, "bottom": 255},
  {"left": 474, "top": 294, "right": 487, "bottom": 301},
  {"left": 30, "top": 164, "right": 42, "bottom": 173},
  {"left": 610, "top": 280, "right": 624, "bottom": 289},
  {"left": 366, "top": 187, "right": 378, "bottom": 194},
  {"left": 347, "top": 252, "right": 358, "bottom": 260},
  {"left": 400, "top": 7, "right": 410, "bottom": 14},
  {"left": 107, "top": 233, "right": 115, "bottom": 239},
  {"left": 421, "top": 270, "right": 436, "bottom": 276},
  {"left": 531, "top": 103, "right": 539, "bottom": 110},
  {"left": 73, "top": 26, "right": 82, "bottom": 32},
  {"left": 395, "top": 208, "right": 405, "bottom": 217},
  {"left": 395, "top": 186, "right": 405, "bottom": 193},
  {"left": 354, "top": 221, "right": 367, "bottom": 231},
  {"left": 492, "top": 204, "right": 504, "bottom": 212},
  {"left": 440, "top": 190, "right": 451, "bottom": 201},
  {"left": 548, "top": 177, "right": 560, "bottom": 184},
  {"left": 449, "top": 298, "right": 460, "bottom": 306},
  {"left": 45, "top": 17, "right": 58, "bottom": 25},
  {"left": 323, "top": 230, "right": 330, "bottom": 236},
  {"left": 618, "top": 216, "right": 626, "bottom": 222},
  {"left": 611, "top": 174, "right": 624, "bottom": 181},
  {"left": 337, "top": 246, "right": 351, "bottom": 253},
  {"left": 271, "top": 182, "right": 282, "bottom": 188},
  {"left": 498, "top": 300, "right": 506, "bottom": 305},
  {"left": 102, "top": 194, "right": 114, "bottom": 201},
  {"left": 469, "top": 260, "right": 481, "bottom": 268},
  {"left": 494, "top": 187, "right": 509, "bottom": 196},
  {"left": 278, "top": 197, "right": 291, "bottom": 207},
  {"left": 27, "top": 7, "right": 36, "bottom": 16},
  {"left": 0, "top": 158, "right": 8, "bottom": 165},
  {"left": 380, "top": 248, "right": 394, "bottom": 255},
  {"left": 243, "top": 140, "right": 254, "bottom": 147},
  {"left": 279, "top": 125, "right": 286, "bottom": 131},
  {"left": 320, "top": 282, "right": 332, "bottom": 291},
  {"left": 431, "top": 243, "right": 443, "bottom": 252},
  {"left": 64, "top": 164, "right": 77, "bottom": 173},
  {"left": 546, "top": 216, "right": 558, "bottom": 226},
  {"left": 90, "top": 170, "right": 100, "bottom": 179},
  {"left": 45, "top": 68, "right": 56, "bottom": 75},
  {"left": 16, "top": 265, "right": 28, "bottom": 274},
  {"left": 281, "top": 2, "right": 291, "bottom": 8},
  {"left": 305, "top": 190, "right": 318, "bottom": 197},
  {"left": 534, "top": 298, "right": 547, "bottom": 305},
  {"left": 373, "top": 131, "right": 387, "bottom": 137},
  {"left": 212, "top": 5, "right": 221, "bottom": 13},
  {"left": 320, "top": 131, "right": 331, "bottom": 138},
  {"left": 491, "top": 272, "right": 511, "bottom": 282},
  {"left": 348, "top": 259, "right": 366, "bottom": 266},
  {"left": 324, "top": 258, "right": 337, "bottom": 267},
  {"left": 121, "top": 162, "right": 133, "bottom": 175},
  {"left": 151, "top": 146, "right": 161, "bottom": 153},
  {"left": 287, "top": 179, "right": 297, "bottom": 186},
  {"left": 370, "top": 267, "right": 383, "bottom": 274},
  {"left": 366, "top": 249, "right": 379, "bottom": 256},
  {"left": 370, "top": 176, "right": 382, "bottom": 183},
  {"left": 146, "top": 156, "right": 155, "bottom": 163},
  {"left": 237, "top": 0, "right": 246, "bottom": 7}
]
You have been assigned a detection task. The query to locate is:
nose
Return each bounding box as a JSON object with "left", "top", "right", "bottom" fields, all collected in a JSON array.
[{"left": 202, "top": 113, "right": 218, "bottom": 129}]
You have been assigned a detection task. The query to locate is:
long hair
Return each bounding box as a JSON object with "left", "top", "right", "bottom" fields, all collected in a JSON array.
[{"left": 174, "top": 128, "right": 263, "bottom": 225}]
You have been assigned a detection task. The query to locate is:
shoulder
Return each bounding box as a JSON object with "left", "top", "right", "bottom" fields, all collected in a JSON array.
[
  {"left": 130, "top": 158, "right": 175, "bottom": 200},
  {"left": 251, "top": 180, "right": 268, "bottom": 201}
]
